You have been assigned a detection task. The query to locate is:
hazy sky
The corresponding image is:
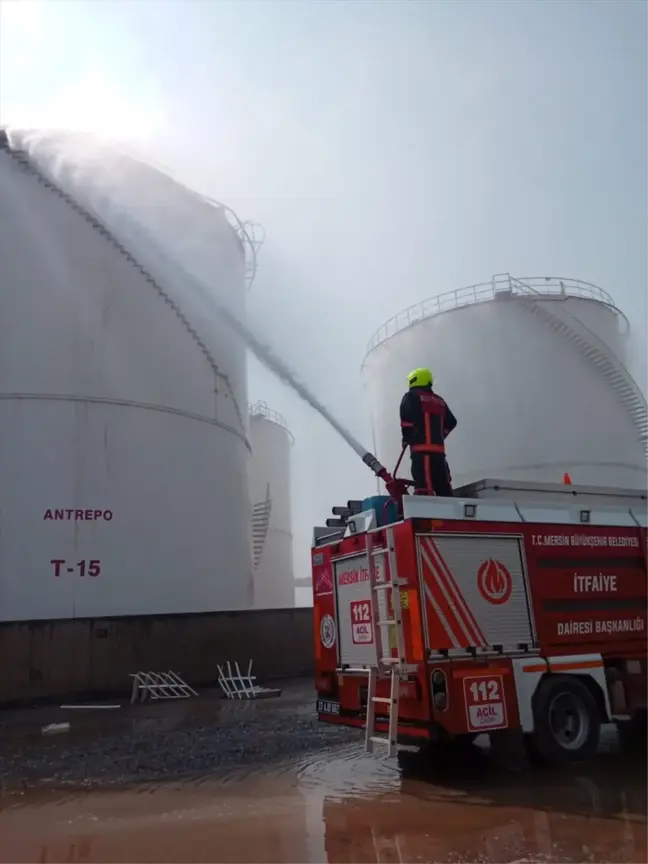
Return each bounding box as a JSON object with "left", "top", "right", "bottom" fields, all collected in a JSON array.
[{"left": 1, "top": 0, "right": 646, "bottom": 601}]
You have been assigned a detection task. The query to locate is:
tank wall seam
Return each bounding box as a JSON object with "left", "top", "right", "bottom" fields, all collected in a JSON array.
[
  {"left": 3, "top": 145, "right": 247, "bottom": 438},
  {"left": 0, "top": 392, "right": 251, "bottom": 451}
]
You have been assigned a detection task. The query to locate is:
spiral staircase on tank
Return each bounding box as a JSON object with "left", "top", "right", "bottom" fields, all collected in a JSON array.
[
  {"left": 248, "top": 402, "right": 294, "bottom": 572},
  {"left": 251, "top": 482, "right": 272, "bottom": 571},
  {"left": 494, "top": 273, "right": 648, "bottom": 461}
]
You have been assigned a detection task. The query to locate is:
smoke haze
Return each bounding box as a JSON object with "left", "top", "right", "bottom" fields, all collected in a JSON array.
[{"left": 1, "top": 0, "right": 646, "bottom": 600}]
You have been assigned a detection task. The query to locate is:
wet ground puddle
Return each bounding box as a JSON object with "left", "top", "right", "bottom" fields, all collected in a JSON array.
[{"left": 1, "top": 736, "right": 645, "bottom": 863}]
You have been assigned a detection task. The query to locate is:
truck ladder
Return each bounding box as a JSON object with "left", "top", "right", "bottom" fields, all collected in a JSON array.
[{"left": 364, "top": 528, "right": 415, "bottom": 757}]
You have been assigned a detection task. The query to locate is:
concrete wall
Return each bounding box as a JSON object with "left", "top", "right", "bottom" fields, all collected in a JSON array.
[{"left": 0, "top": 608, "right": 314, "bottom": 705}]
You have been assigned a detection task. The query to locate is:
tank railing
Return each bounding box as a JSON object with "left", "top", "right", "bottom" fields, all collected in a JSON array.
[
  {"left": 365, "top": 275, "right": 628, "bottom": 354},
  {"left": 249, "top": 400, "right": 295, "bottom": 444},
  {"left": 204, "top": 196, "right": 265, "bottom": 291}
]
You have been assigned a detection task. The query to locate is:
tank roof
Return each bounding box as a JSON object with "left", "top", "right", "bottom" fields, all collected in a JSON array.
[
  {"left": 4, "top": 127, "right": 264, "bottom": 289},
  {"left": 249, "top": 400, "right": 295, "bottom": 444},
  {"left": 365, "top": 273, "right": 627, "bottom": 357}
]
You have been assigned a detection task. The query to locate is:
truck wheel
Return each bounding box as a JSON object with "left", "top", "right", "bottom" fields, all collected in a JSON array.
[
  {"left": 528, "top": 675, "right": 600, "bottom": 765},
  {"left": 453, "top": 733, "right": 478, "bottom": 747},
  {"left": 437, "top": 729, "right": 477, "bottom": 749},
  {"left": 617, "top": 710, "right": 647, "bottom": 751}
]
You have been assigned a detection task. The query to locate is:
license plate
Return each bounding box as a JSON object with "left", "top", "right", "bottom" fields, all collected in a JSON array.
[{"left": 317, "top": 699, "right": 341, "bottom": 716}]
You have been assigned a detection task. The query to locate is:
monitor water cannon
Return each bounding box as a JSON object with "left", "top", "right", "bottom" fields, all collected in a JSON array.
[
  {"left": 360, "top": 448, "right": 412, "bottom": 507},
  {"left": 331, "top": 422, "right": 412, "bottom": 508}
]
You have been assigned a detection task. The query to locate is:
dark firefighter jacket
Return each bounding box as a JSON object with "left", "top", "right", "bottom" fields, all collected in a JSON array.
[{"left": 399, "top": 386, "right": 457, "bottom": 453}]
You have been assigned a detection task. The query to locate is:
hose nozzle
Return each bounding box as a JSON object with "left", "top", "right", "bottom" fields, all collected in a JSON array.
[
  {"left": 362, "top": 450, "right": 410, "bottom": 504},
  {"left": 362, "top": 452, "right": 385, "bottom": 476}
]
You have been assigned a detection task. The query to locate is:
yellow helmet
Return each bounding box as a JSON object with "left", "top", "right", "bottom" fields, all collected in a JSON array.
[{"left": 407, "top": 367, "right": 433, "bottom": 388}]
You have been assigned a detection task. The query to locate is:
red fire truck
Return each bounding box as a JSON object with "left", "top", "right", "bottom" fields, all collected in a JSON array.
[{"left": 312, "top": 472, "right": 647, "bottom": 765}]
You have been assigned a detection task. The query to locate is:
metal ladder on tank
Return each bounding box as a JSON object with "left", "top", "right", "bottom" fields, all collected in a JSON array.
[
  {"left": 364, "top": 529, "right": 417, "bottom": 757},
  {"left": 503, "top": 273, "right": 648, "bottom": 460}
]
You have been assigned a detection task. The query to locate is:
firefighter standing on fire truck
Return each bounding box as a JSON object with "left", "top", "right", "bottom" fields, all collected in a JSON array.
[{"left": 400, "top": 368, "right": 456, "bottom": 496}]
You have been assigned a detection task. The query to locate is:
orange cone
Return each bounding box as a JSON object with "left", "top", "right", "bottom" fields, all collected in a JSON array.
[{"left": 563, "top": 472, "right": 572, "bottom": 485}]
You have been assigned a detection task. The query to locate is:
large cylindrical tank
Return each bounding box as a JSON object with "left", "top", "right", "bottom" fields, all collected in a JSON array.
[
  {"left": 0, "top": 129, "right": 254, "bottom": 621},
  {"left": 248, "top": 402, "right": 295, "bottom": 608},
  {"left": 362, "top": 275, "right": 648, "bottom": 490}
]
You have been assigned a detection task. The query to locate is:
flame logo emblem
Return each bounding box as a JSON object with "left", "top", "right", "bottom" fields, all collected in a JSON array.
[{"left": 477, "top": 559, "right": 512, "bottom": 605}]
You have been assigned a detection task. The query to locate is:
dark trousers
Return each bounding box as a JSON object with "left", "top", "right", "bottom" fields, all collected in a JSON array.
[{"left": 410, "top": 452, "right": 453, "bottom": 497}]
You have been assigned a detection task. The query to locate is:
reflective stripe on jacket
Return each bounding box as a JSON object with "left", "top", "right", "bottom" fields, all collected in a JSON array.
[{"left": 399, "top": 386, "right": 457, "bottom": 453}]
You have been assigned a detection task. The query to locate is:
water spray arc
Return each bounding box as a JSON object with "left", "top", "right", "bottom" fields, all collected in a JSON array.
[{"left": 2, "top": 127, "right": 399, "bottom": 499}]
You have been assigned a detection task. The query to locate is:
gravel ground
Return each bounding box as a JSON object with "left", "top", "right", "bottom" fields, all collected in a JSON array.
[{"left": 0, "top": 680, "right": 358, "bottom": 789}]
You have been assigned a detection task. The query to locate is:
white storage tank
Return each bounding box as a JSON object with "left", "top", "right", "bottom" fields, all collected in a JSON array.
[
  {"left": 0, "top": 128, "right": 255, "bottom": 621},
  {"left": 362, "top": 274, "right": 648, "bottom": 490},
  {"left": 248, "top": 402, "right": 295, "bottom": 608}
]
